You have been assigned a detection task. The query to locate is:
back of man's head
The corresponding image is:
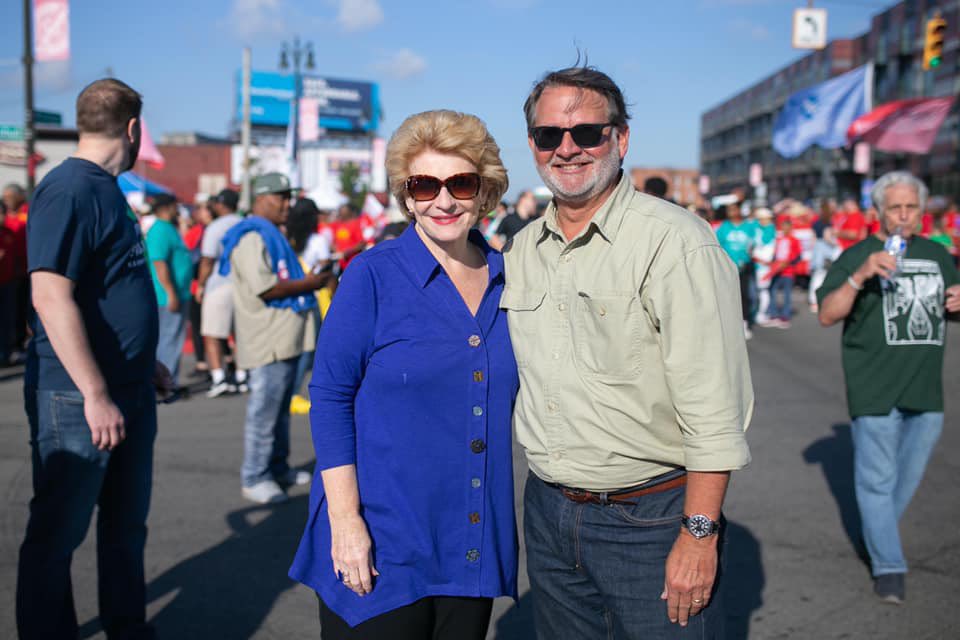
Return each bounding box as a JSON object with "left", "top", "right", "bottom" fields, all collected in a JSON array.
[
  {"left": 643, "top": 176, "right": 668, "bottom": 199},
  {"left": 76, "top": 78, "right": 142, "bottom": 138}
]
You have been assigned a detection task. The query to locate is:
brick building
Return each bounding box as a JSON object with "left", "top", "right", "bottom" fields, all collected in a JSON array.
[
  {"left": 700, "top": 0, "right": 959, "bottom": 202},
  {"left": 629, "top": 167, "right": 702, "bottom": 206}
]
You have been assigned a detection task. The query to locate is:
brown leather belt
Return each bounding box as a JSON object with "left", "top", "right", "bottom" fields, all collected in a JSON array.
[{"left": 555, "top": 474, "right": 687, "bottom": 505}]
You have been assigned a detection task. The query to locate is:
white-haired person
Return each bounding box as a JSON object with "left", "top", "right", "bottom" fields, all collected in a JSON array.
[
  {"left": 290, "top": 110, "right": 518, "bottom": 639},
  {"left": 818, "top": 170, "right": 960, "bottom": 604}
]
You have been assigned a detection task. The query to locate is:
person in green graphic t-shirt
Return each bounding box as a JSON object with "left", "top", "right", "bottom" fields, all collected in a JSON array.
[
  {"left": 146, "top": 192, "right": 194, "bottom": 387},
  {"left": 817, "top": 171, "right": 960, "bottom": 606}
]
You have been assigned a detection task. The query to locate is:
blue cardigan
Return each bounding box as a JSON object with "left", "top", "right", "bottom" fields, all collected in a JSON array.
[{"left": 289, "top": 225, "right": 519, "bottom": 626}]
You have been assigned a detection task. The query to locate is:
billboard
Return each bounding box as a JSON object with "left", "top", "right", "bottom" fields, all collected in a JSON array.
[{"left": 237, "top": 70, "right": 380, "bottom": 133}]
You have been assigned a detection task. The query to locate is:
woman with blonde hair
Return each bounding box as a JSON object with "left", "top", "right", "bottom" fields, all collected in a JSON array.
[{"left": 290, "top": 110, "right": 518, "bottom": 639}]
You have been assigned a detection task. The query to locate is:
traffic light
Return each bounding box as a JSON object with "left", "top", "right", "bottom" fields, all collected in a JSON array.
[{"left": 923, "top": 16, "right": 946, "bottom": 71}]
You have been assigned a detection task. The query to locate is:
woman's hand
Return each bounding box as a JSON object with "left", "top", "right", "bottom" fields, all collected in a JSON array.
[{"left": 329, "top": 512, "right": 379, "bottom": 596}]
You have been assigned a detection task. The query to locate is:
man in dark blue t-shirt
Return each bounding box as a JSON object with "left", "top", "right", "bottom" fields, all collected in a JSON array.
[{"left": 17, "top": 78, "right": 172, "bottom": 640}]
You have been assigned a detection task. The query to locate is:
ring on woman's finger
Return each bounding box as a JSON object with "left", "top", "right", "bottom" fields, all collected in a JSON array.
[{"left": 692, "top": 599, "right": 703, "bottom": 604}]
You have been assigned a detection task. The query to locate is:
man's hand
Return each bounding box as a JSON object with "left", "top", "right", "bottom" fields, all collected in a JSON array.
[
  {"left": 153, "top": 361, "right": 175, "bottom": 399},
  {"left": 167, "top": 296, "right": 181, "bottom": 313},
  {"left": 84, "top": 391, "right": 125, "bottom": 451},
  {"left": 853, "top": 250, "right": 897, "bottom": 284},
  {"left": 194, "top": 286, "right": 204, "bottom": 305},
  {"left": 661, "top": 531, "right": 719, "bottom": 627},
  {"left": 946, "top": 284, "right": 960, "bottom": 314}
]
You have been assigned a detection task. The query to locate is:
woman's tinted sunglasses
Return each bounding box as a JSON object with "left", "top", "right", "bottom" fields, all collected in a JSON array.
[{"left": 405, "top": 173, "right": 482, "bottom": 202}]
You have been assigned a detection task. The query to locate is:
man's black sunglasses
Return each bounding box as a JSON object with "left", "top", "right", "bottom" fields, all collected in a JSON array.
[{"left": 528, "top": 123, "right": 614, "bottom": 151}]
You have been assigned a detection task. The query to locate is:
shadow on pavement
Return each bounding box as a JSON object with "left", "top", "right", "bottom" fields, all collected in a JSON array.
[
  {"left": 80, "top": 486, "right": 312, "bottom": 639},
  {"left": 802, "top": 423, "right": 869, "bottom": 567},
  {"left": 492, "top": 520, "right": 764, "bottom": 640},
  {"left": 723, "top": 520, "right": 765, "bottom": 640}
]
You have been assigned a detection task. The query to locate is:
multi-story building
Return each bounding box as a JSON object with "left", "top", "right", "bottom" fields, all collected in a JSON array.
[{"left": 701, "top": 0, "right": 959, "bottom": 203}]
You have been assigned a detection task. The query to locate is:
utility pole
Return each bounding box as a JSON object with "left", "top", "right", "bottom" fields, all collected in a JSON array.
[
  {"left": 22, "top": 0, "right": 35, "bottom": 195},
  {"left": 279, "top": 36, "right": 315, "bottom": 187},
  {"left": 240, "top": 47, "right": 252, "bottom": 212}
]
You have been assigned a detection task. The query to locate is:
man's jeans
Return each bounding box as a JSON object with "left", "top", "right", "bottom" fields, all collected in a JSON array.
[
  {"left": 851, "top": 409, "right": 943, "bottom": 576},
  {"left": 157, "top": 303, "right": 189, "bottom": 384},
  {"left": 524, "top": 472, "right": 726, "bottom": 639},
  {"left": 242, "top": 357, "right": 298, "bottom": 487},
  {"left": 768, "top": 275, "right": 794, "bottom": 320},
  {"left": 17, "top": 383, "right": 157, "bottom": 640}
]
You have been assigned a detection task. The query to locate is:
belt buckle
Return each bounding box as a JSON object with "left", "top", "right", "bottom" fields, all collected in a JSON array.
[{"left": 562, "top": 487, "right": 591, "bottom": 503}]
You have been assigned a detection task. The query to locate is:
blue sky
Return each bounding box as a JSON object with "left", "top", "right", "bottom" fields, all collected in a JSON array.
[{"left": 0, "top": 0, "right": 890, "bottom": 197}]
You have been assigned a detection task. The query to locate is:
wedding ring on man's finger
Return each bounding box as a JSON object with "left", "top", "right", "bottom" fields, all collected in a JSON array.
[{"left": 692, "top": 599, "right": 703, "bottom": 604}]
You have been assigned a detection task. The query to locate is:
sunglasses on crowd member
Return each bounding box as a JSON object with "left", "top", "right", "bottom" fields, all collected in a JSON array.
[
  {"left": 528, "top": 123, "right": 614, "bottom": 151},
  {"left": 405, "top": 173, "right": 482, "bottom": 202}
]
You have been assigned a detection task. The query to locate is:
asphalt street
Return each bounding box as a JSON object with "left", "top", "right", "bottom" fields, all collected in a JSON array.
[{"left": 1, "top": 293, "right": 959, "bottom": 639}]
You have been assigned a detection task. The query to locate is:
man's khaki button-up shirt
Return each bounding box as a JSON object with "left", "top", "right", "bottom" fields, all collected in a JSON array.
[{"left": 501, "top": 174, "right": 753, "bottom": 492}]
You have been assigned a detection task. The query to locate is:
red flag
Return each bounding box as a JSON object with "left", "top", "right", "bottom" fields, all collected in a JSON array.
[
  {"left": 137, "top": 117, "right": 165, "bottom": 169},
  {"left": 33, "top": 0, "right": 70, "bottom": 62},
  {"left": 847, "top": 96, "right": 955, "bottom": 154}
]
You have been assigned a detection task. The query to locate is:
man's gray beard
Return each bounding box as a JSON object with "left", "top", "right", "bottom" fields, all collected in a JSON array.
[{"left": 536, "top": 134, "right": 622, "bottom": 204}]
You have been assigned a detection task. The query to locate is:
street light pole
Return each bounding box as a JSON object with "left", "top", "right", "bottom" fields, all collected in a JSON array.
[
  {"left": 22, "top": 0, "right": 35, "bottom": 195},
  {"left": 279, "top": 37, "right": 315, "bottom": 187}
]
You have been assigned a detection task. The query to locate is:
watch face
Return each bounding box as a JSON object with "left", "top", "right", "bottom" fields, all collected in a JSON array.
[{"left": 688, "top": 514, "right": 714, "bottom": 538}]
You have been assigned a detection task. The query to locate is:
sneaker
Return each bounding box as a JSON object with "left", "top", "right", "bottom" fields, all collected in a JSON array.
[
  {"left": 775, "top": 319, "right": 791, "bottom": 329},
  {"left": 206, "top": 380, "right": 236, "bottom": 398},
  {"left": 278, "top": 469, "right": 312, "bottom": 487},
  {"left": 241, "top": 480, "right": 288, "bottom": 504},
  {"left": 873, "top": 573, "right": 905, "bottom": 604},
  {"left": 743, "top": 324, "right": 753, "bottom": 340},
  {"left": 759, "top": 319, "right": 780, "bottom": 328},
  {"left": 290, "top": 394, "right": 311, "bottom": 415}
]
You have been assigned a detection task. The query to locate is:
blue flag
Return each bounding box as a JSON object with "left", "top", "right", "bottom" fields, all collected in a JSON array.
[{"left": 772, "top": 64, "right": 870, "bottom": 159}]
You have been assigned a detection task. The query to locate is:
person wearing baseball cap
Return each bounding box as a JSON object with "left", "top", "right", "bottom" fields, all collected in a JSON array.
[{"left": 218, "top": 172, "right": 330, "bottom": 504}]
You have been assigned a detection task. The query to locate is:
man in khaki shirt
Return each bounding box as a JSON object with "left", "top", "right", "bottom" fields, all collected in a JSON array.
[
  {"left": 222, "top": 173, "right": 329, "bottom": 504},
  {"left": 503, "top": 66, "right": 753, "bottom": 638}
]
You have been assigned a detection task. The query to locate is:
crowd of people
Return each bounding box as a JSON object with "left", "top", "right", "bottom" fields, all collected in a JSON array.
[
  {"left": 9, "top": 67, "right": 960, "bottom": 640},
  {"left": 696, "top": 190, "right": 959, "bottom": 337}
]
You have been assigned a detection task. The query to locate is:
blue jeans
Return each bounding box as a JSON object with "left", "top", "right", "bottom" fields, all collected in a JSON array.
[
  {"left": 523, "top": 472, "right": 726, "bottom": 639},
  {"left": 293, "top": 349, "right": 314, "bottom": 397},
  {"left": 17, "top": 384, "right": 157, "bottom": 640},
  {"left": 156, "top": 303, "right": 189, "bottom": 385},
  {"left": 768, "top": 275, "right": 794, "bottom": 320},
  {"left": 851, "top": 409, "right": 943, "bottom": 576},
  {"left": 242, "top": 357, "right": 298, "bottom": 487}
]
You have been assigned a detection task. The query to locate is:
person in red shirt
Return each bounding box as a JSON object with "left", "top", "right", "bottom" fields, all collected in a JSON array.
[
  {"left": 0, "top": 202, "right": 18, "bottom": 365},
  {"left": 329, "top": 203, "right": 371, "bottom": 271},
  {"left": 834, "top": 198, "right": 867, "bottom": 252},
  {"left": 2, "top": 183, "right": 28, "bottom": 357},
  {"left": 762, "top": 217, "right": 803, "bottom": 328}
]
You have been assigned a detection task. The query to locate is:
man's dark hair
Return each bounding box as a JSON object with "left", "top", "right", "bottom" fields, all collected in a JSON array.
[
  {"left": 643, "top": 176, "right": 668, "bottom": 199},
  {"left": 76, "top": 78, "right": 142, "bottom": 137},
  {"left": 523, "top": 65, "right": 630, "bottom": 130}
]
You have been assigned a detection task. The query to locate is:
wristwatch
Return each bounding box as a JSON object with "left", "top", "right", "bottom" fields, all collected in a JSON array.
[{"left": 681, "top": 514, "right": 721, "bottom": 539}]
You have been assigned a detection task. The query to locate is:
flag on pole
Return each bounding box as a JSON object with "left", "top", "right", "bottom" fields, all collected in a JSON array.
[
  {"left": 772, "top": 64, "right": 871, "bottom": 159},
  {"left": 33, "top": 0, "right": 70, "bottom": 62},
  {"left": 136, "top": 117, "right": 165, "bottom": 169},
  {"left": 847, "top": 96, "right": 955, "bottom": 154}
]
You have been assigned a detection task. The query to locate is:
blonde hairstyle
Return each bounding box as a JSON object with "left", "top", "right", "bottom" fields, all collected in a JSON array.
[{"left": 386, "top": 110, "right": 508, "bottom": 220}]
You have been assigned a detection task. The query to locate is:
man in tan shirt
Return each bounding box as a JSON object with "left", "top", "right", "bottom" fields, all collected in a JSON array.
[
  {"left": 222, "top": 173, "right": 329, "bottom": 504},
  {"left": 502, "top": 66, "right": 753, "bottom": 638}
]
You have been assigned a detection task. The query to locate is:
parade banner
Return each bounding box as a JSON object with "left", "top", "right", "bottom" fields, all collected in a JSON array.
[
  {"left": 847, "top": 96, "right": 955, "bottom": 154},
  {"left": 34, "top": 0, "right": 70, "bottom": 62},
  {"left": 772, "top": 64, "right": 870, "bottom": 158}
]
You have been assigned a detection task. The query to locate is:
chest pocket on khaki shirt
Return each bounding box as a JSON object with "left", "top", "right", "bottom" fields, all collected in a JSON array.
[
  {"left": 574, "top": 293, "right": 642, "bottom": 380},
  {"left": 500, "top": 286, "right": 546, "bottom": 367}
]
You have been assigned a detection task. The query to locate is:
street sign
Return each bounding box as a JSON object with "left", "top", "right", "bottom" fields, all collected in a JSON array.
[
  {"left": 0, "top": 125, "right": 24, "bottom": 141},
  {"left": 793, "top": 8, "right": 828, "bottom": 50},
  {"left": 33, "top": 110, "right": 62, "bottom": 125}
]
